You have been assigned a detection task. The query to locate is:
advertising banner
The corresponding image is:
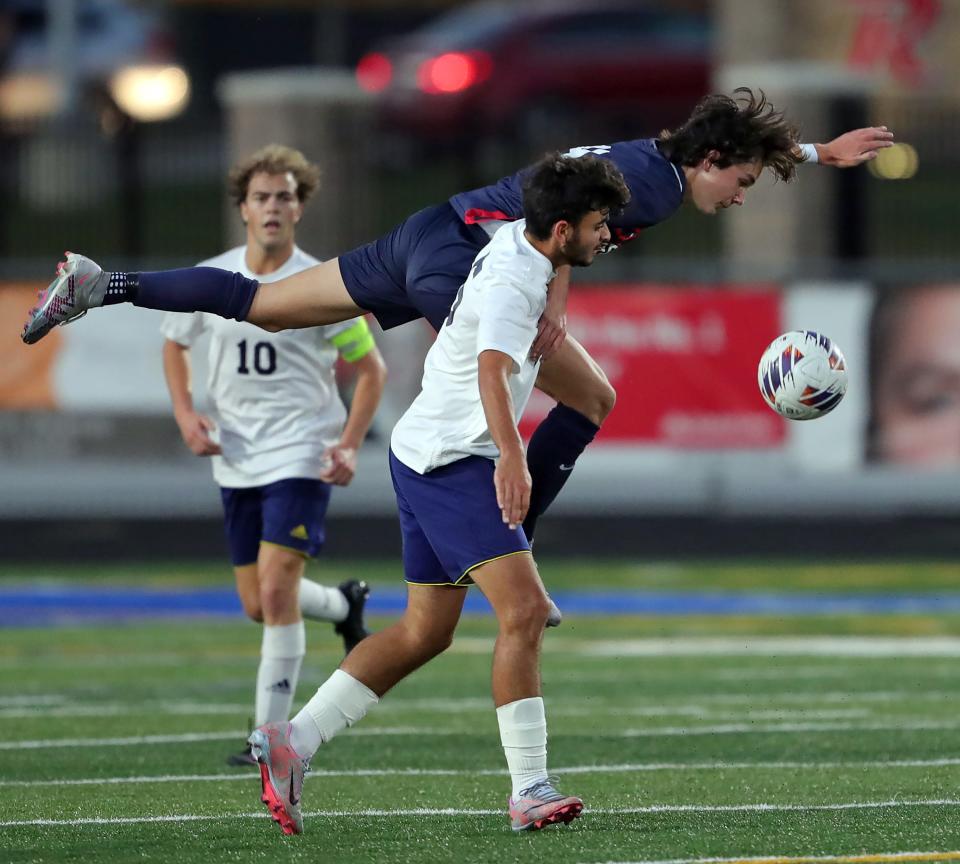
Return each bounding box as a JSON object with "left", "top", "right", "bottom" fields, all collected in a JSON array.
[{"left": 520, "top": 285, "right": 787, "bottom": 448}]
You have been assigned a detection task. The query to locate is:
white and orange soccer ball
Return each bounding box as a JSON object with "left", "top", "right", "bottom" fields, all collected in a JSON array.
[{"left": 757, "top": 330, "right": 848, "bottom": 420}]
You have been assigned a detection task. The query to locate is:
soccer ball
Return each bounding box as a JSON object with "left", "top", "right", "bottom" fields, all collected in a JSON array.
[{"left": 757, "top": 330, "right": 848, "bottom": 420}]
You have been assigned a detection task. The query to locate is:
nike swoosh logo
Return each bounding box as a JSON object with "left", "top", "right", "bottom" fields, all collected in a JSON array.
[
  {"left": 289, "top": 775, "right": 299, "bottom": 806},
  {"left": 559, "top": 464, "right": 575, "bottom": 471}
]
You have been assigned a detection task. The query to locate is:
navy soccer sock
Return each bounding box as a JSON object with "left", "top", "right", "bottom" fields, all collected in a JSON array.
[
  {"left": 523, "top": 403, "right": 600, "bottom": 542},
  {"left": 101, "top": 267, "right": 258, "bottom": 321}
]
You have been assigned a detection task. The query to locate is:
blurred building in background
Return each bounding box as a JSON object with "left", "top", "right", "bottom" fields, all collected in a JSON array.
[{"left": 1, "top": 0, "right": 958, "bottom": 562}]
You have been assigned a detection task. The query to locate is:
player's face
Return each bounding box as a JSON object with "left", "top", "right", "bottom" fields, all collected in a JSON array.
[
  {"left": 560, "top": 209, "right": 611, "bottom": 266},
  {"left": 688, "top": 156, "right": 762, "bottom": 215},
  {"left": 240, "top": 171, "right": 303, "bottom": 252},
  {"left": 873, "top": 285, "right": 960, "bottom": 465}
]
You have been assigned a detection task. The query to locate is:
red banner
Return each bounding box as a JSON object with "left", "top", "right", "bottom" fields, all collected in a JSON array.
[{"left": 521, "top": 285, "right": 787, "bottom": 448}]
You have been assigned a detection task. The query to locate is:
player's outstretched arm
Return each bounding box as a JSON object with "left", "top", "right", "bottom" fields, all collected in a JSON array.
[{"left": 806, "top": 126, "right": 895, "bottom": 168}]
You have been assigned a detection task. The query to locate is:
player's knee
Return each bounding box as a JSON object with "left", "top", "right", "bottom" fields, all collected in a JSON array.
[
  {"left": 402, "top": 617, "right": 455, "bottom": 660},
  {"left": 581, "top": 377, "right": 615, "bottom": 426},
  {"left": 563, "top": 374, "right": 616, "bottom": 426},
  {"left": 259, "top": 580, "right": 296, "bottom": 619},
  {"left": 240, "top": 597, "right": 264, "bottom": 622},
  {"left": 497, "top": 592, "right": 552, "bottom": 637},
  {"left": 596, "top": 378, "right": 616, "bottom": 423}
]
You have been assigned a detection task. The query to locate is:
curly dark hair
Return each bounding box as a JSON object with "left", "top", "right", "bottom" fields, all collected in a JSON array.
[
  {"left": 522, "top": 152, "right": 631, "bottom": 240},
  {"left": 658, "top": 88, "right": 802, "bottom": 182},
  {"left": 227, "top": 144, "right": 321, "bottom": 207}
]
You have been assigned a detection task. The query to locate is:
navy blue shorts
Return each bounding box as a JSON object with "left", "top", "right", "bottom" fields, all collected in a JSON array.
[
  {"left": 389, "top": 449, "right": 530, "bottom": 586},
  {"left": 219, "top": 478, "right": 332, "bottom": 567},
  {"left": 338, "top": 203, "right": 491, "bottom": 332}
]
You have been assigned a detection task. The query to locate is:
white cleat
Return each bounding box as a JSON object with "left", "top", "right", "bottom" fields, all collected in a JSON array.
[{"left": 21, "top": 252, "right": 110, "bottom": 345}]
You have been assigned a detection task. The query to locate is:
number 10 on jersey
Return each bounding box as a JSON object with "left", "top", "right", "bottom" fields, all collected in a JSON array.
[{"left": 237, "top": 339, "right": 277, "bottom": 375}]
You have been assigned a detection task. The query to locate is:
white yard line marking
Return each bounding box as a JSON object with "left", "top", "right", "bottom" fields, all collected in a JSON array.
[
  {"left": 591, "top": 851, "right": 960, "bottom": 864},
  {"left": 621, "top": 719, "right": 960, "bottom": 737},
  {"left": 0, "top": 694, "right": 66, "bottom": 707},
  {"left": 6, "top": 756, "right": 960, "bottom": 788},
  {"left": 10, "top": 637, "right": 960, "bottom": 671},
  {"left": 0, "top": 703, "right": 250, "bottom": 720},
  {"left": 5, "top": 717, "right": 959, "bottom": 750},
  {"left": 4, "top": 800, "right": 960, "bottom": 828},
  {"left": 0, "top": 701, "right": 872, "bottom": 722},
  {"left": 583, "top": 637, "right": 960, "bottom": 658}
]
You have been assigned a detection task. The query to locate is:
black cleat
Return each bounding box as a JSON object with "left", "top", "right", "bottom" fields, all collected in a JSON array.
[
  {"left": 226, "top": 742, "right": 259, "bottom": 767},
  {"left": 334, "top": 579, "right": 370, "bottom": 655}
]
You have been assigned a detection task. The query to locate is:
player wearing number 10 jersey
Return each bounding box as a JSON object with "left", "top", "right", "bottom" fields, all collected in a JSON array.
[{"left": 161, "top": 145, "right": 387, "bottom": 766}]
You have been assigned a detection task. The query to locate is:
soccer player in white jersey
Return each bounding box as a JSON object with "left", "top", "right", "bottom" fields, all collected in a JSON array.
[
  {"left": 246, "top": 152, "right": 631, "bottom": 836},
  {"left": 161, "top": 145, "right": 387, "bottom": 766}
]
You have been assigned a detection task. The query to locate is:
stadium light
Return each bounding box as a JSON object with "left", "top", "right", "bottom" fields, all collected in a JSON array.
[
  {"left": 108, "top": 65, "right": 191, "bottom": 123},
  {"left": 417, "top": 51, "right": 492, "bottom": 95},
  {"left": 356, "top": 52, "right": 393, "bottom": 93}
]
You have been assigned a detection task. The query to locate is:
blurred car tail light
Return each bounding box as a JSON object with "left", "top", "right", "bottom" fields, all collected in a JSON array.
[
  {"left": 416, "top": 51, "right": 491, "bottom": 95},
  {"left": 356, "top": 52, "right": 393, "bottom": 93}
]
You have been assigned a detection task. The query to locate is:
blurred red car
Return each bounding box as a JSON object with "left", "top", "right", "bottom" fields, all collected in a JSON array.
[{"left": 356, "top": 0, "right": 711, "bottom": 144}]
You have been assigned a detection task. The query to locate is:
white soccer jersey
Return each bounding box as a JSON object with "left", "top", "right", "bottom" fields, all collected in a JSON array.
[
  {"left": 160, "top": 246, "right": 374, "bottom": 488},
  {"left": 391, "top": 219, "right": 553, "bottom": 474}
]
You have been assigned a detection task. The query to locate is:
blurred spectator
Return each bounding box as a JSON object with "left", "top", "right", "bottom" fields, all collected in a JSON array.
[{"left": 867, "top": 283, "right": 960, "bottom": 466}]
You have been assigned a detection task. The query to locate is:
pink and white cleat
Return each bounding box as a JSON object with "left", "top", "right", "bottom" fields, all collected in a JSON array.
[
  {"left": 508, "top": 777, "right": 583, "bottom": 832},
  {"left": 248, "top": 722, "right": 309, "bottom": 836},
  {"left": 21, "top": 252, "right": 110, "bottom": 345}
]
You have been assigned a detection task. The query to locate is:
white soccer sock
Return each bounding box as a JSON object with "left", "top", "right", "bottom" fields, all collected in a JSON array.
[
  {"left": 298, "top": 578, "right": 349, "bottom": 623},
  {"left": 497, "top": 696, "right": 548, "bottom": 799},
  {"left": 289, "top": 669, "right": 379, "bottom": 758},
  {"left": 254, "top": 622, "right": 306, "bottom": 726}
]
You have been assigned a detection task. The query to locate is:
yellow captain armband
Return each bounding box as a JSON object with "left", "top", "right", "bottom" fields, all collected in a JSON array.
[{"left": 331, "top": 318, "right": 376, "bottom": 362}]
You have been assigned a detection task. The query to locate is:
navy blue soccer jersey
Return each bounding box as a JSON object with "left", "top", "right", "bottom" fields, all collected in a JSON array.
[{"left": 448, "top": 138, "right": 686, "bottom": 251}]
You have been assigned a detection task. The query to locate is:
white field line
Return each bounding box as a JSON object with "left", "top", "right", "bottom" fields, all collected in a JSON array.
[
  {"left": 0, "top": 702, "right": 250, "bottom": 719},
  {"left": 581, "top": 637, "right": 960, "bottom": 658},
  {"left": 0, "top": 702, "right": 871, "bottom": 722},
  {"left": 6, "top": 756, "right": 960, "bottom": 788},
  {"left": 0, "top": 694, "right": 67, "bottom": 707},
  {"left": 620, "top": 719, "right": 960, "bottom": 738},
  {"left": 589, "top": 851, "right": 960, "bottom": 864},
  {"left": 0, "top": 688, "right": 960, "bottom": 718},
  {"left": 5, "top": 799, "right": 960, "bottom": 828},
  {"left": 6, "top": 717, "right": 960, "bottom": 750},
  {"left": 10, "top": 637, "right": 960, "bottom": 670}
]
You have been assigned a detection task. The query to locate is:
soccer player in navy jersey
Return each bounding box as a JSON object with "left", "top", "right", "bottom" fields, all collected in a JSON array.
[
  {"left": 247, "top": 151, "right": 631, "bottom": 837},
  {"left": 22, "top": 89, "right": 892, "bottom": 548}
]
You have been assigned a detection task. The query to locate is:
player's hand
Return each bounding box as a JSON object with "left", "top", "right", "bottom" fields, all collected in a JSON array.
[
  {"left": 531, "top": 268, "right": 570, "bottom": 362},
  {"left": 531, "top": 309, "right": 566, "bottom": 362},
  {"left": 817, "top": 126, "right": 894, "bottom": 167},
  {"left": 494, "top": 449, "right": 531, "bottom": 530},
  {"left": 175, "top": 410, "right": 221, "bottom": 456},
  {"left": 320, "top": 444, "right": 357, "bottom": 486}
]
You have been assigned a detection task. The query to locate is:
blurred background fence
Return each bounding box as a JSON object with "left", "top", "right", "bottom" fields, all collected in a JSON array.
[{"left": 2, "top": 0, "right": 960, "bottom": 562}]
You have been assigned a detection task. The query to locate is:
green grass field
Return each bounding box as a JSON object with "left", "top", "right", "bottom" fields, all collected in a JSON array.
[{"left": 3, "top": 559, "right": 960, "bottom": 864}]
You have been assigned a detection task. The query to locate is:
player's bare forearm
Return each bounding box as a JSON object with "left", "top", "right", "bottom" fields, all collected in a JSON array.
[
  {"left": 322, "top": 349, "right": 386, "bottom": 485},
  {"left": 810, "top": 126, "right": 894, "bottom": 168},
  {"left": 337, "top": 349, "right": 387, "bottom": 451},
  {"left": 531, "top": 265, "right": 570, "bottom": 361},
  {"left": 162, "top": 341, "right": 220, "bottom": 456},
  {"left": 478, "top": 350, "right": 530, "bottom": 528},
  {"left": 162, "top": 340, "right": 196, "bottom": 419}
]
